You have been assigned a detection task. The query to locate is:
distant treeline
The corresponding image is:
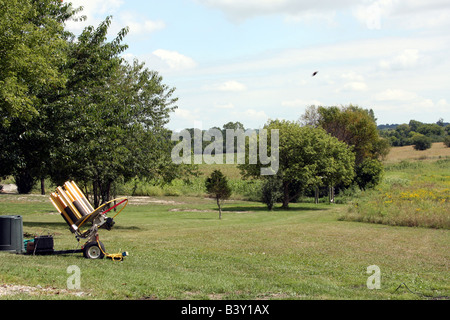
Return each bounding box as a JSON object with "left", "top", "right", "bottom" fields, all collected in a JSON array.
[
  {"left": 182, "top": 121, "right": 253, "bottom": 154},
  {"left": 182, "top": 119, "right": 450, "bottom": 152},
  {"left": 378, "top": 119, "right": 450, "bottom": 147}
]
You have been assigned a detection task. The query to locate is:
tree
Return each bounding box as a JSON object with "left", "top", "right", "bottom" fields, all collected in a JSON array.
[
  {"left": 299, "top": 105, "right": 321, "bottom": 127},
  {"left": 300, "top": 105, "right": 389, "bottom": 191},
  {"left": 316, "top": 105, "right": 389, "bottom": 165},
  {"left": 46, "top": 18, "right": 179, "bottom": 207},
  {"left": 443, "top": 135, "right": 450, "bottom": 148},
  {"left": 0, "top": 0, "right": 79, "bottom": 192},
  {"left": 416, "top": 123, "right": 445, "bottom": 137},
  {"left": 0, "top": 9, "right": 181, "bottom": 201},
  {"left": 205, "top": 170, "right": 232, "bottom": 219},
  {"left": 409, "top": 120, "right": 423, "bottom": 132},
  {"left": 412, "top": 134, "right": 432, "bottom": 151},
  {"left": 261, "top": 174, "right": 283, "bottom": 210},
  {"left": 239, "top": 120, "right": 355, "bottom": 209},
  {"left": 221, "top": 122, "right": 245, "bottom": 153},
  {"left": 355, "top": 159, "right": 384, "bottom": 190},
  {"left": 0, "top": 0, "right": 75, "bottom": 126},
  {"left": 223, "top": 121, "right": 245, "bottom": 131}
]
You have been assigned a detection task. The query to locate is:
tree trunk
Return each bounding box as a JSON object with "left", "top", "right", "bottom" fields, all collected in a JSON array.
[
  {"left": 102, "top": 180, "right": 111, "bottom": 207},
  {"left": 315, "top": 186, "right": 319, "bottom": 204},
  {"left": 93, "top": 179, "right": 113, "bottom": 209},
  {"left": 329, "top": 186, "right": 335, "bottom": 203},
  {"left": 282, "top": 182, "right": 290, "bottom": 209},
  {"left": 217, "top": 197, "right": 222, "bottom": 220},
  {"left": 93, "top": 180, "right": 99, "bottom": 209},
  {"left": 41, "top": 178, "right": 45, "bottom": 195}
]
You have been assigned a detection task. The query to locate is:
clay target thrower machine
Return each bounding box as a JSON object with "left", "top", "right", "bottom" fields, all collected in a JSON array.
[{"left": 48, "top": 181, "right": 128, "bottom": 260}]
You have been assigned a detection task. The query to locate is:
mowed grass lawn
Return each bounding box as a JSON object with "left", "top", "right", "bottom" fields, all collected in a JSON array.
[{"left": 0, "top": 194, "right": 448, "bottom": 300}]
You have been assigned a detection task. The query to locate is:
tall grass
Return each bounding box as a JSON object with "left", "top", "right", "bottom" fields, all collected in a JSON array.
[{"left": 340, "top": 159, "right": 450, "bottom": 229}]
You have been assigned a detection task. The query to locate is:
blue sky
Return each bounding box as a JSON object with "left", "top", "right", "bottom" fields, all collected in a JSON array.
[{"left": 65, "top": 0, "right": 450, "bottom": 131}]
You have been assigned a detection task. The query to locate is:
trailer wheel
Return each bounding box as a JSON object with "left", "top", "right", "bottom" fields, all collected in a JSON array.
[{"left": 83, "top": 241, "right": 105, "bottom": 259}]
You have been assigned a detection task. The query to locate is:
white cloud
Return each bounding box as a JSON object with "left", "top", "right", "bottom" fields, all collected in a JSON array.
[
  {"left": 174, "top": 108, "right": 202, "bottom": 123},
  {"left": 337, "top": 82, "right": 368, "bottom": 92},
  {"left": 435, "top": 99, "right": 450, "bottom": 113},
  {"left": 437, "top": 99, "right": 449, "bottom": 108},
  {"left": 196, "top": 0, "right": 450, "bottom": 31},
  {"left": 379, "top": 49, "right": 421, "bottom": 71},
  {"left": 120, "top": 13, "right": 166, "bottom": 35},
  {"left": 64, "top": 0, "right": 124, "bottom": 32},
  {"left": 284, "top": 10, "right": 337, "bottom": 26},
  {"left": 120, "top": 53, "right": 137, "bottom": 65},
  {"left": 68, "top": 0, "right": 124, "bottom": 16},
  {"left": 353, "top": 0, "right": 450, "bottom": 30},
  {"left": 373, "top": 90, "right": 446, "bottom": 115},
  {"left": 282, "top": 99, "right": 322, "bottom": 108},
  {"left": 196, "top": 35, "right": 446, "bottom": 80},
  {"left": 232, "top": 109, "right": 269, "bottom": 121},
  {"left": 341, "top": 71, "right": 364, "bottom": 82},
  {"left": 195, "top": 0, "right": 359, "bottom": 22},
  {"left": 214, "top": 103, "right": 235, "bottom": 110},
  {"left": 375, "top": 89, "right": 418, "bottom": 102},
  {"left": 65, "top": 1, "right": 166, "bottom": 38},
  {"left": 152, "top": 49, "right": 197, "bottom": 71},
  {"left": 353, "top": 0, "right": 395, "bottom": 30},
  {"left": 204, "top": 80, "right": 247, "bottom": 92}
]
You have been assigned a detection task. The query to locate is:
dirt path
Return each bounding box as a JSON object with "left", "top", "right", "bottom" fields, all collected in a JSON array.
[{"left": 0, "top": 283, "right": 87, "bottom": 297}]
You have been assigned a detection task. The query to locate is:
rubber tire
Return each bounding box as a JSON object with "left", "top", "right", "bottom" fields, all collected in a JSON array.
[{"left": 83, "top": 241, "right": 105, "bottom": 259}]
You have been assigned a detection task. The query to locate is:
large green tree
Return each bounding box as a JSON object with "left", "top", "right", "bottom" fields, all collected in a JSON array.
[
  {"left": 316, "top": 105, "right": 389, "bottom": 164},
  {"left": 0, "top": 0, "right": 79, "bottom": 192},
  {"left": 239, "top": 120, "right": 355, "bottom": 209},
  {"left": 1, "top": 3, "right": 182, "bottom": 204},
  {"left": 0, "top": 0, "right": 75, "bottom": 126},
  {"left": 301, "top": 105, "right": 390, "bottom": 190},
  {"left": 46, "top": 17, "right": 179, "bottom": 207}
]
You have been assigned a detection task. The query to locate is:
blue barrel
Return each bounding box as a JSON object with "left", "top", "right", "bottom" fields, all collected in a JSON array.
[{"left": 0, "top": 215, "right": 24, "bottom": 253}]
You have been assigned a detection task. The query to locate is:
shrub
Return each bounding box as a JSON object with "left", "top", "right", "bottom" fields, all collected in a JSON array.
[
  {"left": 411, "top": 134, "right": 432, "bottom": 150},
  {"left": 14, "top": 171, "right": 36, "bottom": 194},
  {"left": 444, "top": 135, "right": 450, "bottom": 148},
  {"left": 355, "top": 159, "right": 384, "bottom": 190},
  {"left": 261, "top": 175, "right": 283, "bottom": 210},
  {"left": 163, "top": 186, "right": 182, "bottom": 197}
]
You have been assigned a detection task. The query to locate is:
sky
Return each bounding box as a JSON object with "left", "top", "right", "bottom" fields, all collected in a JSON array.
[{"left": 64, "top": 0, "right": 450, "bottom": 131}]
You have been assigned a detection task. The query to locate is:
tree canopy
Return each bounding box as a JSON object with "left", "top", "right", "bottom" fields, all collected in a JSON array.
[
  {"left": 300, "top": 105, "right": 389, "bottom": 190},
  {"left": 0, "top": 0, "right": 76, "bottom": 126},
  {"left": 0, "top": 1, "right": 182, "bottom": 206},
  {"left": 239, "top": 120, "right": 355, "bottom": 209}
]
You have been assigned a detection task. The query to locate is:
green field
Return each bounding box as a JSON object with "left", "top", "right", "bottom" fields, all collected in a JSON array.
[{"left": 0, "top": 145, "right": 449, "bottom": 300}]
